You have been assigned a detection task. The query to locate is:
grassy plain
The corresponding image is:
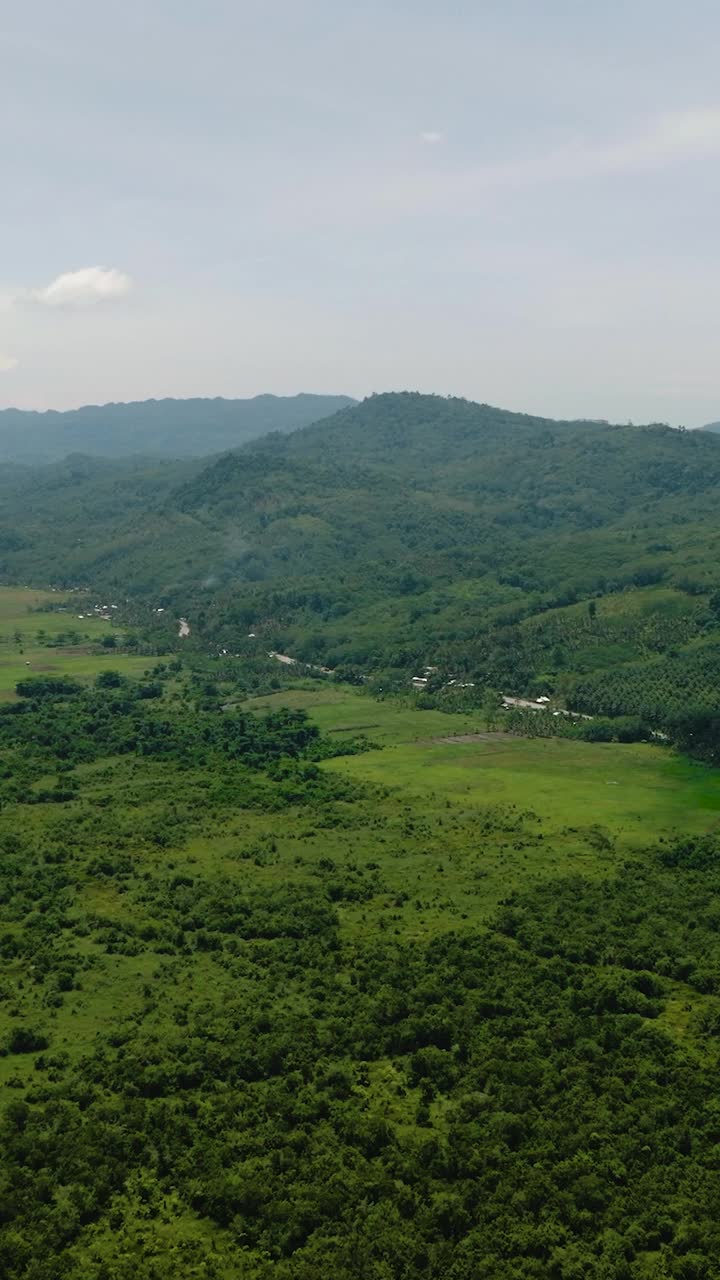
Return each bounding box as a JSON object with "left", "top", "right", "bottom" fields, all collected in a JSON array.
[
  {"left": 235, "top": 684, "right": 720, "bottom": 954},
  {"left": 246, "top": 684, "right": 720, "bottom": 847},
  {"left": 0, "top": 586, "right": 150, "bottom": 696}
]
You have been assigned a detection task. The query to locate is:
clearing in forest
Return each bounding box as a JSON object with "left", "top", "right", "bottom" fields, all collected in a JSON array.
[{"left": 0, "top": 586, "right": 150, "bottom": 696}]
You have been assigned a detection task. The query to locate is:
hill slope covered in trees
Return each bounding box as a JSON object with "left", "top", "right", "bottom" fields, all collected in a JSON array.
[{"left": 2, "top": 392, "right": 720, "bottom": 735}]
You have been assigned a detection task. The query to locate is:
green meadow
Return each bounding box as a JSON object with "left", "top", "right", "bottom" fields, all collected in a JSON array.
[
  {"left": 246, "top": 684, "right": 720, "bottom": 849},
  {"left": 0, "top": 586, "right": 151, "bottom": 697},
  {"left": 224, "top": 683, "right": 720, "bottom": 950}
]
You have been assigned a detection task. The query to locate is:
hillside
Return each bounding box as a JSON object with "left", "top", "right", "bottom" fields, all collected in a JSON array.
[
  {"left": 175, "top": 395, "right": 720, "bottom": 708},
  {"left": 0, "top": 393, "right": 355, "bottom": 463},
  {"left": 2, "top": 392, "right": 720, "bottom": 736},
  {"left": 0, "top": 454, "right": 213, "bottom": 595},
  {"left": 701, "top": 420, "right": 720, "bottom": 433}
]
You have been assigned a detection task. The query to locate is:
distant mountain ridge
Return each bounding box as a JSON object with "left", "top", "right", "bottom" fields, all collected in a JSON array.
[
  {"left": 0, "top": 393, "right": 356, "bottom": 463},
  {"left": 4, "top": 389, "right": 720, "bottom": 606},
  {"left": 701, "top": 421, "right": 720, "bottom": 433}
]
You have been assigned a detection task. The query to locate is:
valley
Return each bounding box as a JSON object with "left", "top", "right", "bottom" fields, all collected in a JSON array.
[
  {"left": 3, "top": 393, "right": 720, "bottom": 1279},
  {"left": 2, "top": 395, "right": 720, "bottom": 762}
]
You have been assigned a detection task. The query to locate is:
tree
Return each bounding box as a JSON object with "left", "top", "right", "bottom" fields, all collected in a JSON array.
[
  {"left": 482, "top": 689, "right": 501, "bottom": 731},
  {"left": 96, "top": 669, "right": 125, "bottom": 688}
]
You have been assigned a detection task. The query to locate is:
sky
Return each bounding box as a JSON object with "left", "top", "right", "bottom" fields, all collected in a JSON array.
[{"left": 3, "top": 0, "right": 720, "bottom": 424}]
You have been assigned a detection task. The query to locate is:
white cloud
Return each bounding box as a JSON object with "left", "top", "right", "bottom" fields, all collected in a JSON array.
[
  {"left": 418, "top": 107, "right": 720, "bottom": 196},
  {"left": 654, "top": 107, "right": 720, "bottom": 152},
  {"left": 420, "top": 130, "right": 444, "bottom": 145},
  {"left": 29, "top": 266, "right": 132, "bottom": 308},
  {"left": 493, "top": 106, "right": 720, "bottom": 186},
  {"left": 284, "top": 106, "right": 720, "bottom": 232},
  {"left": 557, "top": 106, "right": 720, "bottom": 180},
  {"left": 0, "top": 354, "right": 18, "bottom": 372}
]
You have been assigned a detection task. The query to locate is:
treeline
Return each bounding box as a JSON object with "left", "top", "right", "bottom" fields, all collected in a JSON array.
[
  {"left": 569, "top": 640, "right": 720, "bottom": 720},
  {"left": 0, "top": 671, "right": 369, "bottom": 817},
  {"left": 2, "top": 672, "right": 356, "bottom": 770}
]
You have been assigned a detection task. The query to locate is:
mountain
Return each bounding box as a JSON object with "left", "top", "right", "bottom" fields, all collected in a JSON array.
[
  {"left": 701, "top": 421, "right": 720, "bottom": 433},
  {"left": 0, "top": 393, "right": 356, "bottom": 463},
  {"left": 2, "top": 391, "right": 720, "bottom": 729}
]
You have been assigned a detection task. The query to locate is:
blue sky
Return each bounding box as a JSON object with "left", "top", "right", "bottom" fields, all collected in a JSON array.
[{"left": 3, "top": 0, "right": 720, "bottom": 423}]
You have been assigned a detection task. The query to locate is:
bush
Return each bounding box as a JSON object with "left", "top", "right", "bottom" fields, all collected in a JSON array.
[
  {"left": 15, "top": 677, "right": 82, "bottom": 700},
  {"left": 7, "top": 1027, "right": 50, "bottom": 1054}
]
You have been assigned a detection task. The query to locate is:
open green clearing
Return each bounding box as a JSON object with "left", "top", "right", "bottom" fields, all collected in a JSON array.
[
  {"left": 247, "top": 684, "right": 720, "bottom": 850},
  {"left": 0, "top": 587, "right": 151, "bottom": 697}
]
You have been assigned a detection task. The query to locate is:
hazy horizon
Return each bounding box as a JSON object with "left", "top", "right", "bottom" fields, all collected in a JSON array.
[
  {"left": 4, "top": 1, "right": 720, "bottom": 427},
  {"left": 0, "top": 388, "right": 714, "bottom": 430}
]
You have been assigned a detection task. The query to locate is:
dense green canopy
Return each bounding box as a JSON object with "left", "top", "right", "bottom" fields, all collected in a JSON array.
[{"left": 1, "top": 670, "right": 720, "bottom": 1277}]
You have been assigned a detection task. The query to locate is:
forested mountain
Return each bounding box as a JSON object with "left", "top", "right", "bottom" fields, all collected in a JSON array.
[
  {"left": 701, "top": 420, "right": 720, "bottom": 433},
  {"left": 0, "top": 393, "right": 355, "bottom": 463},
  {"left": 2, "top": 391, "right": 720, "bottom": 732}
]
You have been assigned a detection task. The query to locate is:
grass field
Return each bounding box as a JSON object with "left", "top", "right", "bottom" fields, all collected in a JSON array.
[
  {"left": 245, "top": 685, "right": 720, "bottom": 847},
  {"left": 231, "top": 683, "right": 720, "bottom": 956},
  {"left": 0, "top": 585, "right": 151, "bottom": 696}
]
